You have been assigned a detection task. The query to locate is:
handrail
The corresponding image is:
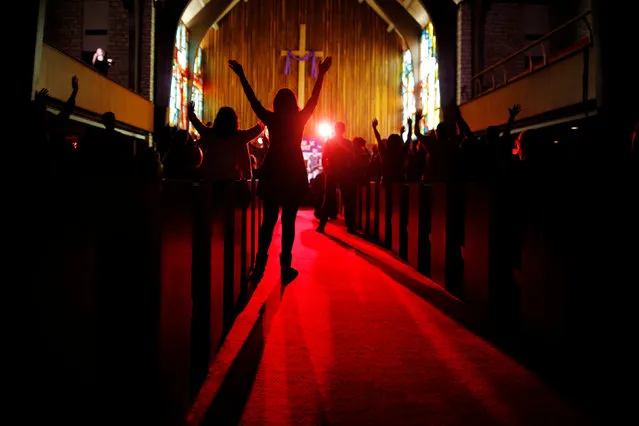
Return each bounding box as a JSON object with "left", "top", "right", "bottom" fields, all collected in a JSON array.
[{"left": 473, "top": 10, "right": 592, "bottom": 80}]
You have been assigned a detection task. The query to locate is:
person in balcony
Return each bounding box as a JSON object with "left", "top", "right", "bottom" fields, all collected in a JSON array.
[{"left": 92, "top": 48, "right": 111, "bottom": 76}]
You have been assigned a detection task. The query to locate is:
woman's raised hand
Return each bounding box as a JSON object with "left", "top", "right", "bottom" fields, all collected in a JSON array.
[
  {"left": 318, "top": 56, "right": 333, "bottom": 76},
  {"left": 228, "top": 60, "right": 244, "bottom": 76}
]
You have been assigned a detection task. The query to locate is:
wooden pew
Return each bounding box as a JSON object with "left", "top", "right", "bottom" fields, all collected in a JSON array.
[{"left": 407, "top": 183, "right": 431, "bottom": 275}]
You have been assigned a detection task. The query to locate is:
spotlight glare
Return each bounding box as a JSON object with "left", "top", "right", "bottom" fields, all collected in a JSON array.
[{"left": 318, "top": 121, "right": 334, "bottom": 139}]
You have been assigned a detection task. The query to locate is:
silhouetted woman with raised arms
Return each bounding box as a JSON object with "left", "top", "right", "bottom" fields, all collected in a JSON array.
[{"left": 229, "top": 56, "right": 332, "bottom": 283}]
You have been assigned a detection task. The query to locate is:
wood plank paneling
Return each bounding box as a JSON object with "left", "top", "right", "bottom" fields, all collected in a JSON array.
[{"left": 201, "top": 0, "right": 404, "bottom": 142}]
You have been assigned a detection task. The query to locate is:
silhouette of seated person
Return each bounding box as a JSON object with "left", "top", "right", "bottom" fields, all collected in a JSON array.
[
  {"left": 187, "top": 101, "right": 262, "bottom": 181},
  {"left": 80, "top": 112, "right": 134, "bottom": 177},
  {"left": 162, "top": 129, "right": 202, "bottom": 179},
  {"left": 31, "top": 76, "right": 79, "bottom": 176}
]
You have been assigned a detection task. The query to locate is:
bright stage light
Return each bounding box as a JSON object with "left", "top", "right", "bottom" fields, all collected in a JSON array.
[
  {"left": 318, "top": 122, "right": 334, "bottom": 139},
  {"left": 257, "top": 137, "right": 263, "bottom": 145}
]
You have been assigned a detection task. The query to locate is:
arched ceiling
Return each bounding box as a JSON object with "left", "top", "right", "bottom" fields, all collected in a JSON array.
[
  {"left": 180, "top": 0, "right": 460, "bottom": 76},
  {"left": 181, "top": 1, "right": 461, "bottom": 43}
]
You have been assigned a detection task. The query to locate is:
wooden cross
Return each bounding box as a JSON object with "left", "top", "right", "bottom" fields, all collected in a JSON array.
[{"left": 281, "top": 24, "right": 324, "bottom": 107}]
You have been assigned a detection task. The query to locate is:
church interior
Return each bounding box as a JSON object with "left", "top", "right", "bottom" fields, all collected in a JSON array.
[{"left": 21, "top": 0, "right": 637, "bottom": 425}]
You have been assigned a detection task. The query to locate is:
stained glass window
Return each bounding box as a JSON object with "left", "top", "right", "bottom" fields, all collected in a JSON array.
[
  {"left": 191, "top": 48, "right": 204, "bottom": 136},
  {"left": 419, "top": 22, "right": 441, "bottom": 132},
  {"left": 401, "top": 49, "right": 416, "bottom": 141},
  {"left": 169, "top": 22, "right": 189, "bottom": 129}
]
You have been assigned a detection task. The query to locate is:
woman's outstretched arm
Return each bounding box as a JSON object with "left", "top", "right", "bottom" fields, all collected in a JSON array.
[
  {"left": 228, "top": 60, "right": 272, "bottom": 123},
  {"left": 238, "top": 122, "right": 264, "bottom": 144},
  {"left": 301, "top": 57, "right": 333, "bottom": 121},
  {"left": 187, "top": 101, "right": 208, "bottom": 136}
]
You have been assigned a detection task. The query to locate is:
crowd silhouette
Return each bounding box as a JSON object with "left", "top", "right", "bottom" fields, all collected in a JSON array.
[{"left": 32, "top": 60, "right": 637, "bottom": 286}]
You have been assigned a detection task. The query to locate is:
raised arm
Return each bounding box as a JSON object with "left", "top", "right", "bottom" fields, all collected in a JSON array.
[
  {"left": 228, "top": 60, "right": 272, "bottom": 123},
  {"left": 453, "top": 104, "right": 472, "bottom": 139},
  {"left": 503, "top": 103, "right": 521, "bottom": 140},
  {"left": 51, "top": 76, "right": 79, "bottom": 129},
  {"left": 301, "top": 57, "right": 333, "bottom": 121},
  {"left": 372, "top": 118, "right": 383, "bottom": 145},
  {"left": 414, "top": 110, "right": 425, "bottom": 138},
  {"left": 238, "top": 122, "right": 264, "bottom": 144},
  {"left": 405, "top": 117, "right": 413, "bottom": 144},
  {"left": 187, "top": 101, "right": 209, "bottom": 136}
]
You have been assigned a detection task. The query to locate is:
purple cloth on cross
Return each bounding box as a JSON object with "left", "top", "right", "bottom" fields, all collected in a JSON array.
[{"left": 285, "top": 50, "right": 318, "bottom": 78}]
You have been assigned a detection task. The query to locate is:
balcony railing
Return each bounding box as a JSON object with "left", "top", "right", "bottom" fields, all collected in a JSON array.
[
  {"left": 35, "top": 44, "right": 154, "bottom": 133},
  {"left": 472, "top": 10, "right": 593, "bottom": 98},
  {"left": 459, "top": 11, "right": 596, "bottom": 132}
]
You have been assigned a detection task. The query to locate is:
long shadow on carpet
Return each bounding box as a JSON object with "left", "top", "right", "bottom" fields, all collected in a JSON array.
[{"left": 201, "top": 281, "right": 287, "bottom": 426}]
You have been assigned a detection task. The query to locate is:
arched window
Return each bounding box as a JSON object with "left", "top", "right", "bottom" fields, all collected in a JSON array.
[
  {"left": 191, "top": 48, "right": 204, "bottom": 136},
  {"left": 420, "top": 22, "right": 441, "bottom": 132},
  {"left": 401, "top": 49, "right": 416, "bottom": 141},
  {"left": 169, "top": 22, "right": 189, "bottom": 129}
]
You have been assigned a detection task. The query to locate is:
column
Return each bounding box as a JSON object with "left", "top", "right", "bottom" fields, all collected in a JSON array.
[{"left": 592, "top": 0, "right": 638, "bottom": 156}]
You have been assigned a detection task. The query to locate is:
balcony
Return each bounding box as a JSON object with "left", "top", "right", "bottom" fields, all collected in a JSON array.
[
  {"left": 35, "top": 43, "right": 154, "bottom": 134},
  {"left": 459, "top": 11, "right": 596, "bottom": 132}
]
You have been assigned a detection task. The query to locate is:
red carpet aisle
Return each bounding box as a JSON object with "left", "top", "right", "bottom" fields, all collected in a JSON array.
[{"left": 238, "top": 210, "right": 589, "bottom": 426}]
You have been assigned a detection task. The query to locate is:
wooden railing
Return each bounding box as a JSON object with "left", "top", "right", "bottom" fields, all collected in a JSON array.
[
  {"left": 36, "top": 44, "right": 154, "bottom": 133},
  {"left": 472, "top": 10, "right": 593, "bottom": 98}
]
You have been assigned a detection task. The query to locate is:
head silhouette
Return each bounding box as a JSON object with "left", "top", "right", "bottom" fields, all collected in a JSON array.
[
  {"left": 387, "top": 134, "right": 403, "bottom": 151},
  {"left": 436, "top": 121, "right": 457, "bottom": 140},
  {"left": 213, "top": 106, "right": 239, "bottom": 139},
  {"left": 353, "top": 137, "right": 366, "bottom": 148},
  {"left": 173, "top": 129, "right": 189, "bottom": 147},
  {"left": 273, "top": 88, "right": 299, "bottom": 114},
  {"left": 335, "top": 122, "right": 346, "bottom": 138},
  {"left": 486, "top": 126, "right": 500, "bottom": 142},
  {"left": 102, "top": 112, "right": 116, "bottom": 131}
]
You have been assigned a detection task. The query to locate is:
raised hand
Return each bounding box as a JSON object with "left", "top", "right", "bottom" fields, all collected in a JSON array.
[
  {"left": 407, "top": 117, "right": 413, "bottom": 126},
  {"left": 318, "top": 56, "right": 333, "bottom": 76},
  {"left": 228, "top": 60, "right": 244, "bottom": 76},
  {"left": 71, "top": 76, "right": 79, "bottom": 91},
  {"left": 415, "top": 109, "right": 423, "bottom": 121},
  {"left": 400, "top": 125, "right": 406, "bottom": 134},
  {"left": 508, "top": 103, "right": 521, "bottom": 118},
  {"left": 187, "top": 101, "right": 195, "bottom": 113},
  {"left": 36, "top": 88, "right": 49, "bottom": 100},
  {"left": 372, "top": 118, "right": 379, "bottom": 129}
]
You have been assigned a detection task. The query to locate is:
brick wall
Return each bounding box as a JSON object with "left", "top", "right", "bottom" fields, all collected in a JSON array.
[
  {"left": 43, "top": 0, "right": 154, "bottom": 100},
  {"left": 45, "top": 0, "right": 83, "bottom": 59},
  {"left": 482, "top": 2, "right": 528, "bottom": 87},
  {"left": 457, "top": 0, "right": 472, "bottom": 104},
  {"left": 140, "top": 0, "right": 154, "bottom": 100},
  {"left": 108, "top": 0, "right": 130, "bottom": 87}
]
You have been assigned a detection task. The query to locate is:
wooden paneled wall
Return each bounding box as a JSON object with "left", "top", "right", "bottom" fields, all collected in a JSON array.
[{"left": 200, "top": 0, "right": 404, "bottom": 142}]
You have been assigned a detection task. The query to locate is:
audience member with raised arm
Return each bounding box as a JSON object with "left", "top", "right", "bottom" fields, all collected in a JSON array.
[
  {"left": 229, "top": 56, "right": 333, "bottom": 284},
  {"left": 188, "top": 101, "right": 263, "bottom": 181}
]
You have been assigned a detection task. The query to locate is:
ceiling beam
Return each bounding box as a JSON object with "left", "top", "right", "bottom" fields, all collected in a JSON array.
[{"left": 187, "top": 0, "right": 237, "bottom": 76}]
